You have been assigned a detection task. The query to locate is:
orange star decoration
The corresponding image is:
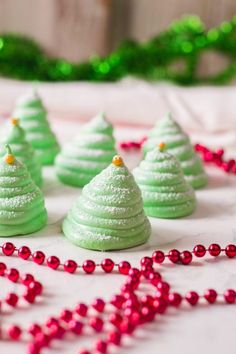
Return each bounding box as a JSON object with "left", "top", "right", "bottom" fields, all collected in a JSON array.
[
  {"left": 158, "top": 142, "right": 166, "bottom": 151},
  {"left": 112, "top": 155, "right": 123, "bottom": 167},
  {"left": 11, "top": 118, "right": 19, "bottom": 126}
]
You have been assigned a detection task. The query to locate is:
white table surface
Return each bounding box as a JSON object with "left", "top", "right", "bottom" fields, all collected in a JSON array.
[{"left": 1, "top": 120, "right": 236, "bottom": 354}]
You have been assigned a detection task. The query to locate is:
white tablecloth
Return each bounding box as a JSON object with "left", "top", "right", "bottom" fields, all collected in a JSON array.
[{"left": 0, "top": 79, "right": 236, "bottom": 354}]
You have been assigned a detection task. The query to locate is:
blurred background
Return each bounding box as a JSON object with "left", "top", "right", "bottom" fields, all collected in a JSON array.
[{"left": 0, "top": 0, "right": 235, "bottom": 63}]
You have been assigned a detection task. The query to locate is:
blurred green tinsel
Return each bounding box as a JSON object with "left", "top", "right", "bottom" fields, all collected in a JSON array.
[{"left": 1, "top": 15, "right": 236, "bottom": 85}]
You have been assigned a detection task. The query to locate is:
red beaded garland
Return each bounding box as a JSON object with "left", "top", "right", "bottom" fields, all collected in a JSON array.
[
  {"left": 118, "top": 138, "right": 236, "bottom": 176},
  {"left": 0, "top": 242, "right": 235, "bottom": 354}
]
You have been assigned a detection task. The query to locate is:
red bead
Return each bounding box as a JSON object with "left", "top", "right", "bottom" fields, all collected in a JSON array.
[
  {"left": 60, "top": 309, "right": 73, "bottom": 323},
  {"left": 5, "top": 293, "right": 18, "bottom": 307},
  {"left": 208, "top": 244, "right": 221, "bottom": 257},
  {"left": 89, "top": 316, "right": 103, "bottom": 332},
  {"left": 64, "top": 259, "right": 77, "bottom": 273},
  {"left": 140, "top": 256, "right": 153, "bottom": 267},
  {"left": 119, "top": 320, "right": 134, "bottom": 334},
  {"left": 18, "top": 246, "right": 31, "bottom": 260},
  {"left": 153, "top": 298, "right": 167, "bottom": 314},
  {"left": 180, "top": 251, "right": 192, "bottom": 265},
  {"left": 204, "top": 289, "right": 217, "bottom": 304},
  {"left": 141, "top": 295, "right": 154, "bottom": 306},
  {"left": 0, "top": 262, "right": 6, "bottom": 275},
  {"left": 141, "top": 306, "right": 155, "bottom": 322},
  {"left": 78, "top": 351, "right": 91, "bottom": 354},
  {"left": 152, "top": 250, "right": 165, "bottom": 264},
  {"left": 168, "top": 249, "right": 180, "bottom": 263},
  {"left": 185, "top": 291, "right": 199, "bottom": 306},
  {"left": 28, "top": 323, "right": 42, "bottom": 336},
  {"left": 68, "top": 320, "right": 83, "bottom": 335},
  {"left": 148, "top": 272, "right": 162, "bottom": 286},
  {"left": 6, "top": 268, "right": 19, "bottom": 282},
  {"left": 23, "top": 288, "right": 36, "bottom": 303},
  {"left": 168, "top": 293, "right": 182, "bottom": 307},
  {"left": 109, "top": 312, "right": 123, "bottom": 327},
  {"left": 82, "top": 260, "right": 96, "bottom": 274},
  {"left": 193, "top": 244, "right": 206, "bottom": 257},
  {"left": 27, "top": 343, "right": 40, "bottom": 354},
  {"left": 92, "top": 298, "right": 105, "bottom": 312},
  {"left": 225, "top": 244, "right": 236, "bottom": 258},
  {"left": 45, "top": 317, "right": 58, "bottom": 328},
  {"left": 75, "top": 303, "right": 88, "bottom": 317},
  {"left": 224, "top": 289, "right": 236, "bottom": 304},
  {"left": 49, "top": 324, "right": 65, "bottom": 339},
  {"left": 128, "top": 267, "right": 141, "bottom": 278},
  {"left": 46, "top": 256, "right": 60, "bottom": 270},
  {"left": 7, "top": 325, "right": 21, "bottom": 340},
  {"left": 157, "top": 281, "right": 170, "bottom": 294},
  {"left": 35, "top": 332, "right": 50, "bottom": 347},
  {"left": 28, "top": 281, "right": 43, "bottom": 296},
  {"left": 32, "top": 251, "right": 45, "bottom": 265},
  {"left": 118, "top": 261, "right": 131, "bottom": 275},
  {"left": 101, "top": 258, "right": 114, "bottom": 273},
  {"left": 21, "top": 273, "right": 34, "bottom": 286},
  {"left": 95, "top": 339, "right": 107, "bottom": 354},
  {"left": 2, "top": 242, "right": 15, "bottom": 256},
  {"left": 107, "top": 330, "right": 121, "bottom": 345}
]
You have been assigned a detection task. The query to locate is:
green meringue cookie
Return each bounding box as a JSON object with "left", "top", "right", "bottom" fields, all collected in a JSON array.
[
  {"left": 0, "top": 119, "right": 42, "bottom": 187},
  {"left": 55, "top": 113, "right": 117, "bottom": 188},
  {"left": 13, "top": 90, "right": 60, "bottom": 165},
  {"left": 133, "top": 145, "right": 196, "bottom": 218},
  {"left": 63, "top": 155, "right": 151, "bottom": 250},
  {"left": 142, "top": 113, "right": 208, "bottom": 189},
  {"left": 0, "top": 145, "right": 47, "bottom": 236}
]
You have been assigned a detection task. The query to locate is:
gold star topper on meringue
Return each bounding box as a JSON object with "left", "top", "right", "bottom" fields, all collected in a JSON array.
[
  {"left": 158, "top": 142, "right": 166, "bottom": 152},
  {"left": 4, "top": 144, "right": 15, "bottom": 165},
  {"left": 112, "top": 155, "right": 123, "bottom": 167},
  {"left": 11, "top": 118, "right": 19, "bottom": 126}
]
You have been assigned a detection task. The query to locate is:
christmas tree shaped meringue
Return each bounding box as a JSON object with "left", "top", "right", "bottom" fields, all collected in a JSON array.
[
  {"left": 0, "top": 118, "right": 42, "bottom": 187},
  {"left": 142, "top": 113, "right": 208, "bottom": 189},
  {"left": 13, "top": 89, "right": 60, "bottom": 165},
  {"left": 55, "top": 112, "right": 117, "bottom": 187},
  {"left": 63, "top": 155, "right": 151, "bottom": 250},
  {"left": 133, "top": 143, "right": 196, "bottom": 218},
  {"left": 0, "top": 145, "right": 47, "bottom": 236}
]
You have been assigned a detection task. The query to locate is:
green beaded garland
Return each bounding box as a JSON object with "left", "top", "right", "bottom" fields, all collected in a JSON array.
[{"left": 1, "top": 15, "right": 236, "bottom": 84}]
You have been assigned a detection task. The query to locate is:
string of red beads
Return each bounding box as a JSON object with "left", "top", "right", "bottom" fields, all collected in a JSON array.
[
  {"left": 0, "top": 241, "right": 235, "bottom": 354},
  {"left": 118, "top": 137, "right": 236, "bottom": 175}
]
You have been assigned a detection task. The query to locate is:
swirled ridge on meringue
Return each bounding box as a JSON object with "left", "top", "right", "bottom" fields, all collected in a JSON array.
[
  {"left": 133, "top": 147, "right": 196, "bottom": 218},
  {"left": 13, "top": 90, "right": 60, "bottom": 165},
  {"left": 55, "top": 113, "right": 117, "bottom": 187},
  {"left": 63, "top": 156, "right": 151, "bottom": 250},
  {"left": 0, "top": 120, "right": 42, "bottom": 187},
  {"left": 142, "top": 114, "right": 208, "bottom": 189},
  {"left": 0, "top": 147, "right": 47, "bottom": 236}
]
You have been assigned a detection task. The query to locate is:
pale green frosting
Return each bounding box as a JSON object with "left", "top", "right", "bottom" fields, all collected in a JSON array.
[
  {"left": 0, "top": 150, "right": 47, "bottom": 236},
  {"left": 56, "top": 113, "right": 117, "bottom": 187},
  {"left": 133, "top": 148, "right": 196, "bottom": 218},
  {"left": 142, "top": 114, "right": 208, "bottom": 189},
  {"left": 0, "top": 122, "right": 42, "bottom": 187},
  {"left": 63, "top": 160, "right": 151, "bottom": 250},
  {"left": 13, "top": 90, "right": 60, "bottom": 165}
]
